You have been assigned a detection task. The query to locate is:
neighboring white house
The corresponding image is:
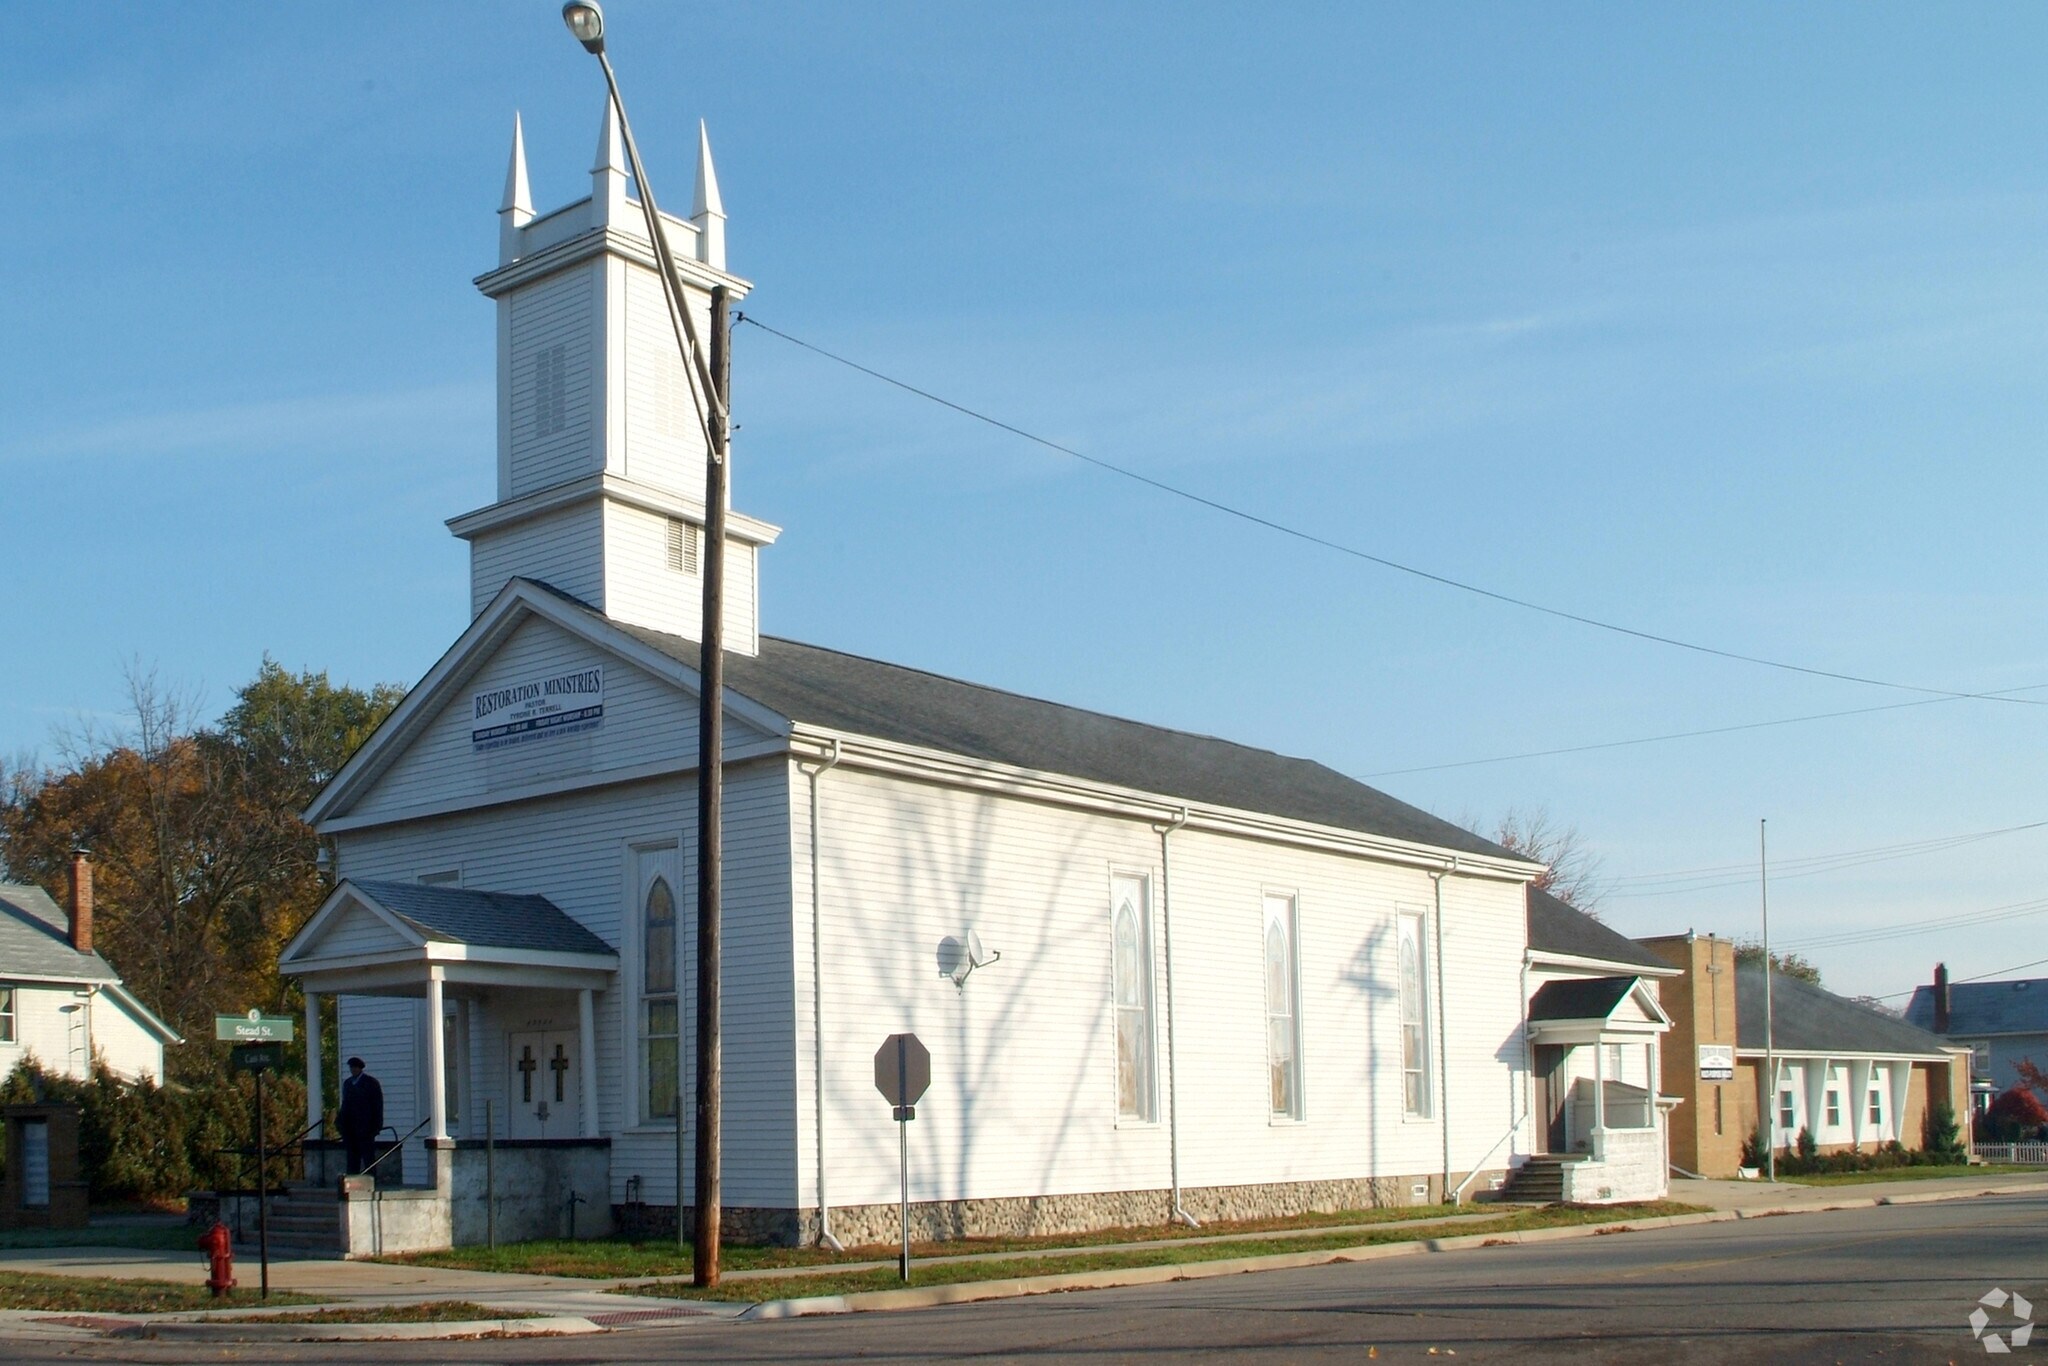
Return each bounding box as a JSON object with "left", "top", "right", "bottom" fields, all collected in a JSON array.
[
  {"left": 274, "top": 103, "right": 1669, "bottom": 1256},
  {"left": 0, "top": 857, "right": 181, "bottom": 1088}
]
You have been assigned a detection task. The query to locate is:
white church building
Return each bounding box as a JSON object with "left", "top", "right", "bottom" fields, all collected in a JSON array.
[{"left": 276, "top": 104, "right": 1671, "bottom": 1254}]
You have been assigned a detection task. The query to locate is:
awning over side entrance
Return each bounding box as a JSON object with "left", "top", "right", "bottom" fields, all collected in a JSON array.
[{"left": 1528, "top": 975, "right": 1671, "bottom": 1046}]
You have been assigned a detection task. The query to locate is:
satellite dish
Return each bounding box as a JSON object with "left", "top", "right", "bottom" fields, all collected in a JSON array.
[{"left": 966, "top": 929, "right": 1000, "bottom": 970}]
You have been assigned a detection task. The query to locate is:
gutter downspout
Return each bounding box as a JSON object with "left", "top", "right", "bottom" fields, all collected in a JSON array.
[
  {"left": 1431, "top": 866, "right": 1453, "bottom": 1202},
  {"left": 802, "top": 740, "right": 845, "bottom": 1251},
  {"left": 1157, "top": 808, "right": 1199, "bottom": 1228}
]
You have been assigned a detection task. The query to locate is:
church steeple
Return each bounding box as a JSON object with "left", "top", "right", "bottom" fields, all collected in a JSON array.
[{"left": 453, "top": 103, "right": 779, "bottom": 654}]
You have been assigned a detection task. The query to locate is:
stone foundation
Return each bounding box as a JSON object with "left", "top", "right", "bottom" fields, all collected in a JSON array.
[{"left": 614, "top": 1173, "right": 1463, "bottom": 1250}]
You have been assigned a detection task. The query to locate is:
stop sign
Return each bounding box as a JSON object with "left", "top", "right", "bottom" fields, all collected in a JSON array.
[{"left": 874, "top": 1032, "right": 931, "bottom": 1111}]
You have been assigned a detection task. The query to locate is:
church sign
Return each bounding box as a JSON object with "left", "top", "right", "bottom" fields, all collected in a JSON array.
[{"left": 471, "top": 665, "right": 605, "bottom": 751}]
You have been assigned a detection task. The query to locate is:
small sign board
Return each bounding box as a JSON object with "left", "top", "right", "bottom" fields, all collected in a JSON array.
[
  {"left": 1698, "top": 1044, "right": 1735, "bottom": 1081},
  {"left": 216, "top": 1010, "right": 294, "bottom": 1043},
  {"left": 874, "top": 1033, "right": 931, "bottom": 1115},
  {"left": 231, "top": 1042, "right": 283, "bottom": 1073}
]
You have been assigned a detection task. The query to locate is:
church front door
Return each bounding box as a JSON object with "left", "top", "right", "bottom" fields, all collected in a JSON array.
[{"left": 507, "top": 1030, "right": 580, "bottom": 1139}]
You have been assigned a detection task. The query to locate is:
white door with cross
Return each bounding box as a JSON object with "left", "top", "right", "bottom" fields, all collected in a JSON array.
[{"left": 507, "top": 1030, "right": 580, "bottom": 1139}]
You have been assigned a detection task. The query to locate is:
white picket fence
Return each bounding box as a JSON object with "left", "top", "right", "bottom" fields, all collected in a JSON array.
[{"left": 1975, "top": 1142, "right": 2048, "bottom": 1164}]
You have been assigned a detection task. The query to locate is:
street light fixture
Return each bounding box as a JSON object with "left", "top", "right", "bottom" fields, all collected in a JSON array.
[
  {"left": 561, "top": 2, "right": 604, "bottom": 53},
  {"left": 560, "top": 0, "right": 733, "bottom": 1289}
]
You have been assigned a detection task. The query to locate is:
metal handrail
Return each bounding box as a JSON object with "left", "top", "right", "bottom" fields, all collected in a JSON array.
[{"left": 357, "top": 1117, "right": 432, "bottom": 1182}]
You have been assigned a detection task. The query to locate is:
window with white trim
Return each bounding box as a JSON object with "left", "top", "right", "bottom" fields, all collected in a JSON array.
[
  {"left": 1399, "top": 911, "right": 1432, "bottom": 1118},
  {"left": 642, "top": 876, "right": 679, "bottom": 1123},
  {"left": 0, "top": 986, "right": 14, "bottom": 1044},
  {"left": 1264, "top": 894, "right": 1302, "bottom": 1119},
  {"left": 1778, "top": 1087, "right": 1797, "bottom": 1134},
  {"left": 1867, "top": 1080, "right": 1884, "bottom": 1128},
  {"left": 1111, "top": 874, "right": 1156, "bottom": 1122},
  {"left": 1824, "top": 1069, "right": 1843, "bottom": 1129}
]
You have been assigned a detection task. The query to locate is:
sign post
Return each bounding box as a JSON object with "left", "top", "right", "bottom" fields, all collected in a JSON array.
[
  {"left": 218, "top": 1010, "right": 293, "bottom": 1299},
  {"left": 873, "top": 1033, "right": 931, "bottom": 1281}
]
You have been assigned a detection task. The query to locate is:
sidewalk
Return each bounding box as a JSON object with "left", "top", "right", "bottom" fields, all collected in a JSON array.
[{"left": 5, "top": 1170, "right": 2045, "bottom": 1341}]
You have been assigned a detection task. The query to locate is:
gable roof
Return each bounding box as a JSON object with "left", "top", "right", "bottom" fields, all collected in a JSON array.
[
  {"left": 343, "top": 880, "right": 614, "bottom": 957},
  {"left": 0, "top": 884, "right": 120, "bottom": 985},
  {"left": 1903, "top": 978, "right": 2048, "bottom": 1038},
  {"left": 1525, "top": 888, "right": 1671, "bottom": 972},
  {"left": 1738, "top": 963, "right": 1949, "bottom": 1059},
  {"left": 502, "top": 584, "right": 1523, "bottom": 862}
]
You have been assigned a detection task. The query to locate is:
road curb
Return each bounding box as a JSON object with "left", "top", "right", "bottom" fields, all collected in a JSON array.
[
  {"left": 737, "top": 1209, "right": 1743, "bottom": 1320},
  {"left": 105, "top": 1314, "right": 604, "bottom": 1343}
]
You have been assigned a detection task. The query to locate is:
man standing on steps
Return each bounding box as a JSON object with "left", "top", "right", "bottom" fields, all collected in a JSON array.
[{"left": 337, "top": 1056, "right": 384, "bottom": 1176}]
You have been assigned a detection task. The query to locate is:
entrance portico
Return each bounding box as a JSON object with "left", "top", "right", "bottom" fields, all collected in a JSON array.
[{"left": 277, "top": 880, "right": 618, "bottom": 1253}]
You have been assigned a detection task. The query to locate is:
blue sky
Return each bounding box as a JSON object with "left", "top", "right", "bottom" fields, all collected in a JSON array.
[{"left": 7, "top": 3, "right": 2048, "bottom": 1002}]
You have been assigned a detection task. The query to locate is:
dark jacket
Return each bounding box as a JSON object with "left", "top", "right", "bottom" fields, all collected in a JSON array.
[{"left": 337, "top": 1071, "right": 384, "bottom": 1141}]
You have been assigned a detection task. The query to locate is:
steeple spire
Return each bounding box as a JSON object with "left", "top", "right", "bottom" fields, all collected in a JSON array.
[
  {"left": 691, "top": 120, "right": 727, "bottom": 270},
  {"left": 591, "top": 97, "right": 628, "bottom": 226},
  {"left": 498, "top": 112, "right": 534, "bottom": 263}
]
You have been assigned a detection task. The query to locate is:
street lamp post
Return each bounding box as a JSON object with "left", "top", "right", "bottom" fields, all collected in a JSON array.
[{"left": 562, "top": 0, "right": 731, "bottom": 1287}]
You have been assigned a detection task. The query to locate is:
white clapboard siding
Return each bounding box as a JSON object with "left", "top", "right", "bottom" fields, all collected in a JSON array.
[
  {"left": 508, "top": 266, "right": 596, "bottom": 497},
  {"left": 599, "top": 502, "right": 759, "bottom": 654},
  {"left": 469, "top": 504, "right": 605, "bottom": 618},
  {"left": 622, "top": 263, "right": 707, "bottom": 497},
  {"left": 335, "top": 761, "right": 797, "bottom": 1207},
  {"left": 2, "top": 985, "right": 88, "bottom": 1082},
  {"left": 795, "top": 764, "right": 1534, "bottom": 1208},
  {"left": 88, "top": 993, "right": 168, "bottom": 1084},
  {"left": 349, "top": 612, "right": 778, "bottom": 824}
]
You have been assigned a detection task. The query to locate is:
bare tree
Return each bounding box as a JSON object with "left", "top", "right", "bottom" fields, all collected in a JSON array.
[{"left": 1490, "top": 805, "right": 1606, "bottom": 915}]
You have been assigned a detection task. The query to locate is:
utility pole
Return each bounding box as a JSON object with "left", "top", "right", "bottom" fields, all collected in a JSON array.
[
  {"left": 1761, "top": 818, "right": 1775, "bottom": 1183},
  {"left": 693, "top": 285, "right": 732, "bottom": 1286}
]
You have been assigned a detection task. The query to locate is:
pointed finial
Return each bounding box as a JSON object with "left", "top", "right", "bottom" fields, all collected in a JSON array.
[
  {"left": 499, "top": 112, "right": 535, "bottom": 263},
  {"left": 691, "top": 120, "right": 726, "bottom": 270},
  {"left": 592, "top": 96, "right": 628, "bottom": 226}
]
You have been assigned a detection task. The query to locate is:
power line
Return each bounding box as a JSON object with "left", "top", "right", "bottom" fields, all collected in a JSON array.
[
  {"left": 1606, "top": 816, "right": 2048, "bottom": 899},
  {"left": 1784, "top": 893, "right": 2048, "bottom": 952},
  {"left": 1876, "top": 954, "right": 2048, "bottom": 1002},
  {"left": 1364, "top": 686, "right": 2048, "bottom": 778},
  {"left": 737, "top": 312, "right": 2045, "bottom": 708}
]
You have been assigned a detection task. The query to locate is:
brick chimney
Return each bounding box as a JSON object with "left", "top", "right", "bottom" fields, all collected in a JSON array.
[
  {"left": 67, "top": 849, "right": 93, "bottom": 955},
  {"left": 1933, "top": 961, "right": 1951, "bottom": 1034}
]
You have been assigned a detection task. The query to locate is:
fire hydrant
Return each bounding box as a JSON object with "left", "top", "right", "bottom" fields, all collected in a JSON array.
[{"left": 197, "top": 1220, "right": 235, "bottom": 1298}]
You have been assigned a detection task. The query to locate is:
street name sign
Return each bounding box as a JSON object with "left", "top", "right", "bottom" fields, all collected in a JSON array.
[{"left": 216, "top": 1009, "right": 295, "bottom": 1043}]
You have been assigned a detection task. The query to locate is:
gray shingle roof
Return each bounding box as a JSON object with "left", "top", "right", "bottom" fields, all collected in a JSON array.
[
  {"left": 0, "top": 884, "right": 119, "bottom": 984},
  {"left": 349, "top": 880, "right": 615, "bottom": 957},
  {"left": 1525, "top": 888, "right": 1670, "bottom": 971},
  {"left": 1529, "top": 975, "right": 1638, "bottom": 1022},
  {"left": 525, "top": 582, "right": 1517, "bottom": 861},
  {"left": 1903, "top": 979, "right": 2048, "bottom": 1037},
  {"left": 1738, "top": 963, "right": 1949, "bottom": 1058}
]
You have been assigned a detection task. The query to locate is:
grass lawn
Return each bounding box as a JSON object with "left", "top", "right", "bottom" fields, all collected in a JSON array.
[
  {"left": 615, "top": 1201, "right": 1709, "bottom": 1302},
  {"left": 211, "top": 1300, "right": 532, "bottom": 1324},
  {"left": 0, "top": 1270, "right": 320, "bottom": 1314},
  {"left": 1784, "top": 1163, "right": 2042, "bottom": 1187},
  {"left": 384, "top": 1198, "right": 1578, "bottom": 1280}
]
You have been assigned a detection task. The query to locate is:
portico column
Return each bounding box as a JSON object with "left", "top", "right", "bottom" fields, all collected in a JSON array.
[
  {"left": 304, "top": 990, "right": 324, "bottom": 1135},
  {"left": 1593, "top": 1041, "right": 1607, "bottom": 1133},
  {"left": 578, "top": 988, "right": 599, "bottom": 1139},
  {"left": 425, "top": 969, "right": 448, "bottom": 1142}
]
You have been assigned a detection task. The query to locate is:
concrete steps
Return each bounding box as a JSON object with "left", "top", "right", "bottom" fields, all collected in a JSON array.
[
  {"left": 242, "top": 1185, "right": 344, "bottom": 1256},
  {"left": 1501, "top": 1155, "right": 1587, "bottom": 1204}
]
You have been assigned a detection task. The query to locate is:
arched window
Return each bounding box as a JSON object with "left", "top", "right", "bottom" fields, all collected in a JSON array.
[
  {"left": 1399, "top": 911, "right": 1431, "bottom": 1118},
  {"left": 1265, "top": 894, "right": 1301, "bottom": 1118},
  {"left": 643, "top": 877, "right": 679, "bottom": 1122},
  {"left": 1112, "top": 876, "right": 1155, "bottom": 1122}
]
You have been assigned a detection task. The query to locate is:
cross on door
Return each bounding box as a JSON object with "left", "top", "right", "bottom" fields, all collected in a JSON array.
[
  {"left": 550, "top": 1043, "right": 570, "bottom": 1103},
  {"left": 517, "top": 1045, "right": 537, "bottom": 1103}
]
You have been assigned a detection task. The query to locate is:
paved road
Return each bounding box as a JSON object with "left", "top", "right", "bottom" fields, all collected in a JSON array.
[{"left": 17, "top": 1194, "right": 2048, "bottom": 1364}]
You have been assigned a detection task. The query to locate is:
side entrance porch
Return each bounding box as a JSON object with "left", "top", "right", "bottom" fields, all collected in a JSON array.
[{"left": 1508, "top": 975, "right": 1675, "bottom": 1203}]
